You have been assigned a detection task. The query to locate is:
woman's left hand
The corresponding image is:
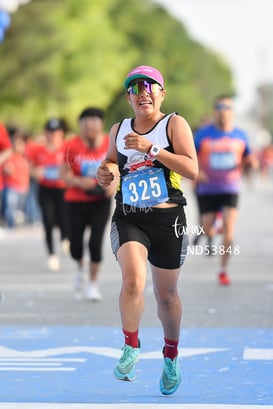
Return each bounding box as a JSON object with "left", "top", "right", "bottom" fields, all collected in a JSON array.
[{"left": 124, "top": 132, "right": 151, "bottom": 154}]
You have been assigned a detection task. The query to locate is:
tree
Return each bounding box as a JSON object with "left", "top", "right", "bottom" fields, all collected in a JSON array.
[{"left": 0, "top": 0, "right": 234, "bottom": 133}]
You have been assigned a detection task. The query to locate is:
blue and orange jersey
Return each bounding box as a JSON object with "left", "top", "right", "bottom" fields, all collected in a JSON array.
[{"left": 194, "top": 123, "right": 251, "bottom": 194}]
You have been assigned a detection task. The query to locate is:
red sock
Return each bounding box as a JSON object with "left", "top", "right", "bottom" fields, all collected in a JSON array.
[
  {"left": 123, "top": 329, "right": 139, "bottom": 348},
  {"left": 164, "top": 337, "right": 179, "bottom": 360}
]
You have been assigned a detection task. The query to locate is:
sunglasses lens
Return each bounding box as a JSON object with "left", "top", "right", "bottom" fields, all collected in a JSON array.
[
  {"left": 215, "top": 103, "right": 232, "bottom": 111},
  {"left": 129, "top": 81, "right": 161, "bottom": 95},
  {"left": 131, "top": 83, "right": 140, "bottom": 95},
  {"left": 150, "top": 83, "right": 160, "bottom": 94}
]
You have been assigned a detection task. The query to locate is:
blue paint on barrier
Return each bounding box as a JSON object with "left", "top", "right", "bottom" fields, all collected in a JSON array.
[{"left": 0, "top": 326, "right": 272, "bottom": 405}]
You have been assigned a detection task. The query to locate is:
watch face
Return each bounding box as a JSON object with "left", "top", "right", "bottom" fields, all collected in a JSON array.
[{"left": 151, "top": 145, "right": 160, "bottom": 156}]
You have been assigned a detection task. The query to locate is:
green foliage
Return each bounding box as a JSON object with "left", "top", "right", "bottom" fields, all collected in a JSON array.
[{"left": 0, "top": 0, "right": 234, "bottom": 133}]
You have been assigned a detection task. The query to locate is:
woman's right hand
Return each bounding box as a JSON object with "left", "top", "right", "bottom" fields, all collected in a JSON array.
[{"left": 97, "top": 160, "right": 115, "bottom": 187}]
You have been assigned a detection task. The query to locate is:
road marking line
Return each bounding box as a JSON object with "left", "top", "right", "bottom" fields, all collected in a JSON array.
[
  {"left": 0, "top": 404, "right": 272, "bottom": 409},
  {"left": 0, "top": 358, "right": 85, "bottom": 362},
  {"left": 0, "top": 367, "right": 75, "bottom": 371},
  {"left": 0, "top": 362, "right": 62, "bottom": 366},
  {"left": 243, "top": 348, "right": 273, "bottom": 360},
  {"left": 0, "top": 345, "right": 228, "bottom": 359}
]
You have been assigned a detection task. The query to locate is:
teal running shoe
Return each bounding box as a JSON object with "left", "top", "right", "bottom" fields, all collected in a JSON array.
[
  {"left": 114, "top": 341, "right": 140, "bottom": 381},
  {"left": 160, "top": 356, "right": 181, "bottom": 395}
]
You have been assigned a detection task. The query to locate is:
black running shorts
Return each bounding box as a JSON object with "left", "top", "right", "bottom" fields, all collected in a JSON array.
[
  {"left": 197, "top": 193, "right": 239, "bottom": 214},
  {"left": 110, "top": 204, "right": 189, "bottom": 269}
]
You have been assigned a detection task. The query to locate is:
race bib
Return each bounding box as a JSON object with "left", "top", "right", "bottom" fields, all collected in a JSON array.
[
  {"left": 209, "top": 152, "right": 236, "bottom": 170},
  {"left": 44, "top": 166, "right": 59, "bottom": 180},
  {"left": 80, "top": 160, "right": 99, "bottom": 177},
  {"left": 122, "top": 168, "right": 169, "bottom": 208}
]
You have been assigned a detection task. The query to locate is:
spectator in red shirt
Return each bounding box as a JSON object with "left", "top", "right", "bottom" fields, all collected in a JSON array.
[
  {"left": 0, "top": 122, "right": 12, "bottom": 221},
  {"left": 28, "top": 118, "right": 70, "bottom": 271},
  {"left": 23, "top": 132, "right": 43, "bottom": 225},
  {"left": 61, "top": 107, "right": 117, "bottom": 301},
  {"left": 2, "top": 127, "right": 30, "bottom": 228}
]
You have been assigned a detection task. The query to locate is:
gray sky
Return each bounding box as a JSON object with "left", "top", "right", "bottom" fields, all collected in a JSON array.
[{"left": 152, "top": 0, "right": 273, "bottom": 113}]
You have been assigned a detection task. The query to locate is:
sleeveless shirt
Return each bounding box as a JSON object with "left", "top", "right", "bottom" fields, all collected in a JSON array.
[{"left": 115, "top": 113, "right": 186, "bottom": 207}]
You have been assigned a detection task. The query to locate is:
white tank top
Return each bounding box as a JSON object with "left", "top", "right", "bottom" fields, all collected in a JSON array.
[
  {"left": 114, "top": 113, "right": 186, "bottom": 206},
  {"left": 116, "top": 113, "right": 174, "bottom": 173}
]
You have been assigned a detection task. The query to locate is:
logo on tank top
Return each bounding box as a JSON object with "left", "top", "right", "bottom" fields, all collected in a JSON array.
[{"left": 124, "top": 152, "right": 154, "bottom": 173}]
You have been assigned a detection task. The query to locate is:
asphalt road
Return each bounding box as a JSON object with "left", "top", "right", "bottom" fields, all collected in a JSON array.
[{"left": 1, "top": 174, "right": 273, "bottom": 329}]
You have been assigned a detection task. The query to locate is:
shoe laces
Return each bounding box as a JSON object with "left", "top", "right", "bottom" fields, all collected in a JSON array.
[
  {"left": 164, "top": 357, "right": 178, "bottom": 378},
  {"left": 120, "top": 345, "right": 138, "bottom": 363}
]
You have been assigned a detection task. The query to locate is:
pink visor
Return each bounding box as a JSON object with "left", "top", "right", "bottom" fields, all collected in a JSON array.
[{"left": 124, "top": 65, "right": 164, "bottom": 89}]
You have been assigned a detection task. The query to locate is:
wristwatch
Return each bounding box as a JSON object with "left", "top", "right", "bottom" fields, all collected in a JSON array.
[{"left": 148, "top": 144, "right": 161, "bottom": 158}]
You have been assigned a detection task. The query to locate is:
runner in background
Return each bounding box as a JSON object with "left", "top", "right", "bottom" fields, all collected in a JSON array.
[
  {"left": 2, "top": 127, "right": 29, "bottom": 228},
  {"left": 191, "top": 116, "right": 222, "bottom": 250},
  {"left": 259, "top": 142, "right": 273, "bottom": 181},
  {"left": 0, "top": 122, "right": 12, "bottom": 225},
  {"left": 0, "top": 121, "right": 12, "bottom": 303},
  {"left": 24, "top": 131, "right": 43, "bottom": 225},
  {"left": 27, "top": 118, "right": 70, "bottom": 271},
  {"left": 60, "top": 107, "right": 117, "bottom": 301},
  {"left": 194, "top": 95, "right": 257, "bottom": 285}
]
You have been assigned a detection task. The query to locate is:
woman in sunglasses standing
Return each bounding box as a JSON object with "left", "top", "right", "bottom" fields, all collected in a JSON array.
[{"left": 97, "top": 65, "right": 198, "bottom": 395}]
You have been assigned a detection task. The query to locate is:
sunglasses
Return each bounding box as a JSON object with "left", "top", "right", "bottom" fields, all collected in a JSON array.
[
  {"left": 128, "top": 80, "right": 163, "bottom": 95},
  {"left": 215, "top": 102, "right": 233, "bottom": 111}
]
